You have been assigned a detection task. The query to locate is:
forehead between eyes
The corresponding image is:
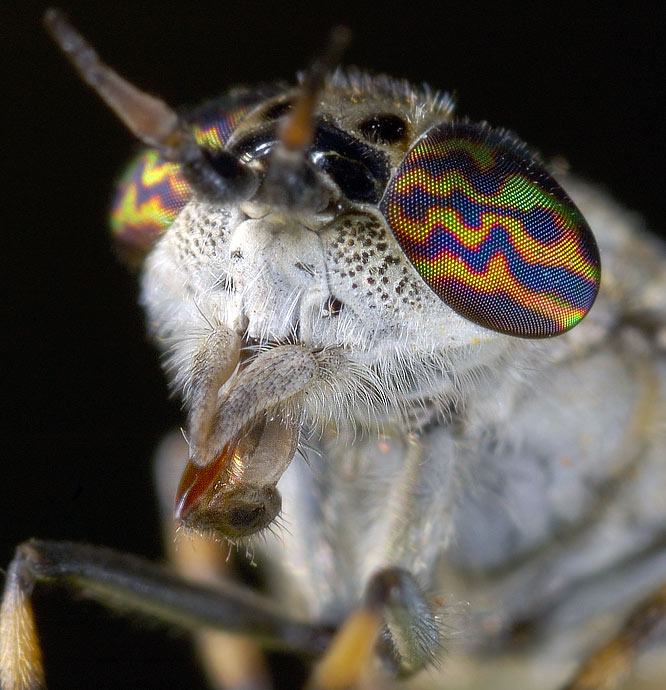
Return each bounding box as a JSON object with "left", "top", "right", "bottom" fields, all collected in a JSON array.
[{"left": 228, "top": 71, "right": 454, "bottom": 168}]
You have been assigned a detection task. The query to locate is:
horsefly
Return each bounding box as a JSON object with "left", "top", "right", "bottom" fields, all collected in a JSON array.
[{"left": 2, "top": 9, "right": 665, "bottom": 690}]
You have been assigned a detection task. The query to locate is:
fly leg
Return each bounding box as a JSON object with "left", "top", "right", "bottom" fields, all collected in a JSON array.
[
  {"left": 310, "top": 568, "right": 443, "bottom": 690},
  {"left": 166, "top": 531, "right": 274, "bottom": 690},
  {"left": 0, "top": 538, "right": 332, "bottom": 690},
  {"left": 561, "top": 583, "right": 666, "bottom": 690}
]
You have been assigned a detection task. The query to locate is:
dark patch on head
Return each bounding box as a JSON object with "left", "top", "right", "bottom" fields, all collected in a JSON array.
[
  {"left": 359, "top": 114, "right": 407, "bottom": 145},
  {"left": 323, "top": 296, "right": 344, "bottom": 316},
  {"left": 310, "top": 120, "right": 390, "bottom": 203},
  {"left": 264, "top": 100, "right": 293, "bottom": 120},
  {"left": 295, "top": 261, "right": 316, "bottom": 276},
  {"left": 231, "top": 129, "right": 278, "bottom": 162}
]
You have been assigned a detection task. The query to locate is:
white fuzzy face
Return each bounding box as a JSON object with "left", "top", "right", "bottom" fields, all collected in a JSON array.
[{"left": 140, "top": 73, "right": 515, "bottom": 440}]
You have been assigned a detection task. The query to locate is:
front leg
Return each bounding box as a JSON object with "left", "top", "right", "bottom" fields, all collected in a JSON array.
[
  {"left": 0, "top": 537, "right": 449, "bottom": 690},
  {"left": 0, "top": 539, "right": 333, "bottom": 690}
]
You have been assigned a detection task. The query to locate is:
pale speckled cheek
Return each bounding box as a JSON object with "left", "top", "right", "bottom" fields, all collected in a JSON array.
[
  {"left": 319, "top": 211, "right": 437, "bottom": 346},
  {"left": 322, "top": 212, "right": 429, "bottom": 309},
  {"left": 319, "top": 209, "right": 502, "bottom": 349}
]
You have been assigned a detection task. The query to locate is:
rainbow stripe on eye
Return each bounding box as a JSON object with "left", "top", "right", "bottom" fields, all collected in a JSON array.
[
  {"left": 380, "top": 122, "right": 601, "bottom": 337},
  {"left": 110, "top": 98, "right": 255, "bottom": 265}
]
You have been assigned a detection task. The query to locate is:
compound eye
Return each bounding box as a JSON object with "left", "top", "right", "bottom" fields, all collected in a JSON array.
[
  {"left": 380, "top": 122, "right": 601, "bottom": 337},
  {"left": 110, "top": 98, "right": 256, "bottom": 267}
]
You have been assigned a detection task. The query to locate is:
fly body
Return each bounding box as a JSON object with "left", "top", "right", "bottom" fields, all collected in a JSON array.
[{"left": 1, "top": 10, "right": 665, "bottom": 690}]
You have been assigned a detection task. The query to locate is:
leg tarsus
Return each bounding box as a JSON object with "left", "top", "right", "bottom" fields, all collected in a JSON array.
[
  {"left": 0, "top": 546, "right": 45, "bottom": 690},
  {"left": 310, "top": 567, "right": 442, "bottom": 690}
]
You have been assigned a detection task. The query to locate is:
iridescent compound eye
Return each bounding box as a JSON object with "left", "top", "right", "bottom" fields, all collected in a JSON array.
[
  {"left": 380, "top": 122, "right": 601, "bottom": 338},
  {"left": 110, "top": 97, "right": 257, "bottom": 265}
]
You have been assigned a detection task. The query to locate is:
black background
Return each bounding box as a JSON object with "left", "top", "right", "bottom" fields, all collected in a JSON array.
[{"left": 2, "top": 1, "right": 665, "bottom": 689}]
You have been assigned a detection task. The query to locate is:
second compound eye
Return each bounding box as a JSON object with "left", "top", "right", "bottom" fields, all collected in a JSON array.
[
  {"left": 380, "top": 121, "right": 601, "bottom": 338},
  {"left": 359, "top": 114, "right": 407, "bottom": 144}
]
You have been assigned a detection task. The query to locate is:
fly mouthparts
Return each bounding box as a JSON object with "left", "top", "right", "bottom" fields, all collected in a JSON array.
[{"left": 175, "top": 414, "right": 299, "bottom": 541}]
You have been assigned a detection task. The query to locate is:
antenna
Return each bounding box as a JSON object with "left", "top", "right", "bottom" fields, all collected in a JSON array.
[
  {"left": 280, "top": 26, "right": 352, "bottom": 152},
  {"left": 261, "top": 26, "right": 352, "bottom": 210},
  {"left": 43, "top": 8, "right": 258, "bottom": 202}
]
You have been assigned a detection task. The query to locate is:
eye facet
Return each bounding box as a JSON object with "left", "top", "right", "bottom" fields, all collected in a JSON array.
[{"left": 380, "top": 122, "right": 601, "bottom": 338}]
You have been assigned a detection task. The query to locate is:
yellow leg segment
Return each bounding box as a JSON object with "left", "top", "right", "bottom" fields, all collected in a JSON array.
[
  {"left": 309, "top": 609, "right": 382, "bottom": 690},
  {"left": 0, "top": 546, "right": 45, "bottom": 690}
]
